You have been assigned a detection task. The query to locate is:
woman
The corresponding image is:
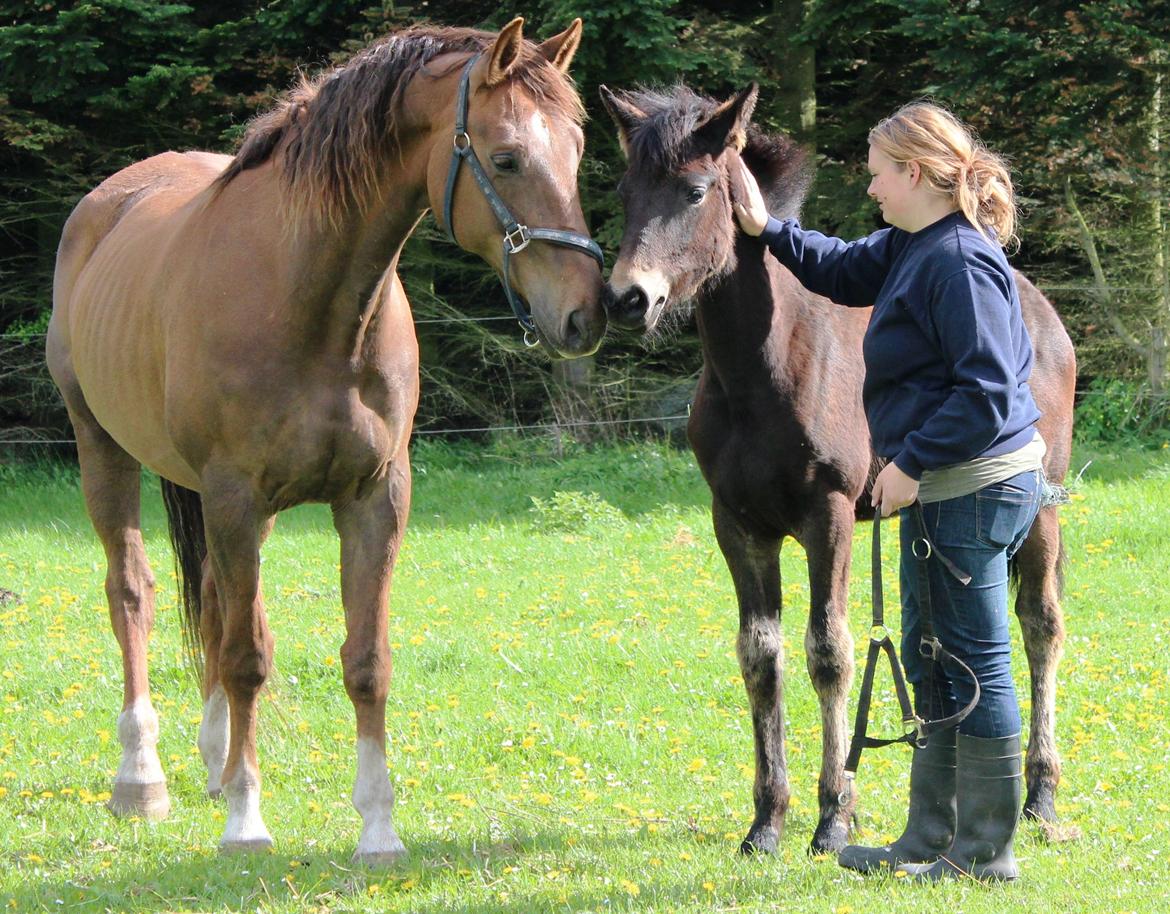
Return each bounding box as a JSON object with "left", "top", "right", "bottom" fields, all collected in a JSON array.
[{"left": 731, "top": 101, "right": 1044, "bottom": 882}]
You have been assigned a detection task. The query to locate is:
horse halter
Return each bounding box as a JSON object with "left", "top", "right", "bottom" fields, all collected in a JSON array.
[{"left": 442, "top": 52, "right": 605, "bottom": 347}]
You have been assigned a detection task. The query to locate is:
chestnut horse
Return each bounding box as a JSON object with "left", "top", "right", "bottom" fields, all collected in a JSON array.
[
  {"left": 47, "top": 19, "right": 606, "bottom": 862},
  {"left": 599, "top": 84, "right": 1075, "bottom": 855}
]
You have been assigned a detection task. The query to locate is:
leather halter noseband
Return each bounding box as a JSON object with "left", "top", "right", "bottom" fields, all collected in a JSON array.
[{"left": 442, "top": 52, "right": 605, "bottom": 347}]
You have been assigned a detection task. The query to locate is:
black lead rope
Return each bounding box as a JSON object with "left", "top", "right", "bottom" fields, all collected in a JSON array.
[{"left": 842, "top": 503, "right": 981, "bottom": 796}]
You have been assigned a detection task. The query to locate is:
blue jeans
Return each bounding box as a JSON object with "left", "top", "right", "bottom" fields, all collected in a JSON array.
[{"left": 899, "top": 470, "right": 1043, "bottom": 738}]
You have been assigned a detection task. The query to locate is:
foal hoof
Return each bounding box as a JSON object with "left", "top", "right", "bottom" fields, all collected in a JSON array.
[
  {"left": 108, "top": 781, "right": 170, "bottom": 821},
  {"left": 219, "top": 836, "right": 275, "bottom": 855},
  {"left": 739, "top": 825, "right": 779, "bottom": 855},
  {"left": 1023, "top": 783, "right": 1058, "bottom": 824},
  {"left": 810, "top": 817, "right": 851, "bottom": 856},
  {"left": 1024, "top": 785, "right": 1081, "bottom": 842}
]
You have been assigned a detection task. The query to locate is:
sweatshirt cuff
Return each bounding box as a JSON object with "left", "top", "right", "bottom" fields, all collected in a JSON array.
[
  {"left": 893, "top": 451, "right": 924, "bottom": 481},
  {"left": 759, "top": 215, "right": 790, "bottom": 244}
]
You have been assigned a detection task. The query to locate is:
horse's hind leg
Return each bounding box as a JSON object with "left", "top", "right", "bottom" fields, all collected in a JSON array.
[
  {"left": 198, "top": 517, "right": 274, "bottom": 798},
  {"left": 1013, "top": 505, "right": 1070, "bottom": 832},
  {"left": 332, "top": 451, "right": 412, "bottom": 865},
  {"left": 800, "top": 493, "right": 857, "bottom": 854},
  {"left": 713, "top": 499, "right": 789, "bottom": 855},
  {"left": 200, "top": 470, "right": 274, "bottom": 852},
  {"left": 65, "top": 393, "right": 168, "bottom": 819}
]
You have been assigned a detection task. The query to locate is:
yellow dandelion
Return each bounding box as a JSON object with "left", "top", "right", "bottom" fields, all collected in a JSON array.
[{"left": 620, "top": 879, "right": 640, "bottom": 896}]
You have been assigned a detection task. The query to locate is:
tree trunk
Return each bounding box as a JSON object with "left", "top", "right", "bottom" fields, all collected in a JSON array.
[
  {"left": 771, "top": 0, "right": 817, "bottom": 150},
  {"left": 1146, "top": 47, "right": 1168, "bottom": 395}
]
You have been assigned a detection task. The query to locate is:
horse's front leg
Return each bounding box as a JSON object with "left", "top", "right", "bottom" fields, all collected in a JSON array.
[
  {"left": 332, "top": 452, "right": 412, "bottom": 866},
  {"left": 799, "top": 493, "right": 857, "bottom": 855},
  {"left": 198, "top": 518, "right": 275, "bottom": 798},
  {"left": 713, "top": 498, "right": 788, "bottom": 854},
  {"left": 201, "top": 470, "right": 274, "bottom": 853}
]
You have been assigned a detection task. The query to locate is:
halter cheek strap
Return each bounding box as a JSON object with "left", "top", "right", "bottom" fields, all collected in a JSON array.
[{"left": 442, "top": 53, "right": 605, "bottom": 346}]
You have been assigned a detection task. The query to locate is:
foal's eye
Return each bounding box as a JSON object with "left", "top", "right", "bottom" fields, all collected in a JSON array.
[
  {"left": 492, "top": 153, "right": 518, "bottom": 174},
  {"left": 687, "top": 186, "right": 706, "bottom": 205}
]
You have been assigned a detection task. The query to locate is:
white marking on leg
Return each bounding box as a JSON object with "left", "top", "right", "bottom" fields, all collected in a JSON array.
[
  {"left": 108, "top": 697, "right": 170, "bottom": 819},
  {"left": 352, "top": 736, "right": 407, "bottom": 862},
  {"left": 220, "top": 758, "right": 272, "bottom": 850},
  {"left": 115, "top": 698, "right": 166, "bottom": 786},
  {"left": 198, "top": 684, "right": 230, "bottom": 796}
]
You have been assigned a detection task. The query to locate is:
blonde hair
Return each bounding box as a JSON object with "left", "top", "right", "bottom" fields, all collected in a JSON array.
[{"left": 869, "top": 101, "right": 1017, "bottom": 249}]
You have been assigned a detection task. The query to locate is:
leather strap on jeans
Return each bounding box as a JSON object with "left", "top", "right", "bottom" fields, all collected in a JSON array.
[{"left": 843, "top": 504, "right": 981, "bottom": 788}]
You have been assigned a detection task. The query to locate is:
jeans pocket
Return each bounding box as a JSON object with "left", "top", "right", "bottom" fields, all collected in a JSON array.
[{"left": 976, "top": 475, "right": 1039, "bottom": 549}]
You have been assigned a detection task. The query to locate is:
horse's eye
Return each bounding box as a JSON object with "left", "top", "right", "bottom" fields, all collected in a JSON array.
[
  {"left": 687, "top": 186, "right": 706, "bottom": 205},
  {"left": 492, "top": 153, "right": 518, "bottom": 174}
]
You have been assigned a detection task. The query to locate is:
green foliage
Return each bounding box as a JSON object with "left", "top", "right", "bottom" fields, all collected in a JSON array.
[
  {"left": 528, "top": 489, "right": 626, "bottom": 532},
  {"left": 2, "top": 0, "right": 1168, "bottom": 438},
  {"left": 1074, "top": 377, "right": 1170, "bottom": 447}
]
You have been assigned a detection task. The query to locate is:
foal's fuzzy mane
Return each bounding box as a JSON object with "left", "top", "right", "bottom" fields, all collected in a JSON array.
[
  {"left": 213, "top": 26, "right": 585, "bottom": 225},
  {"left": 618, "top": 85, "right": 812, "bottom": 220}
]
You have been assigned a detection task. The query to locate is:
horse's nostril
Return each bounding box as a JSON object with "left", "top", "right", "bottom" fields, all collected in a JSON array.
[
  {"left": 565, "top": 307, "right": 588, "bottom": 349},
  {"left": 654, "top": 295, "right": 666, "bottom": 309},
  {"left": 621, "top": 286, "right": 649, "bottom": 317}
]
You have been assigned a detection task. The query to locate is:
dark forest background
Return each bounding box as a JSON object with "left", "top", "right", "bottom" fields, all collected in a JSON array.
[{"left": 2, "top": 1, "right": 1167, "bottom": 447}]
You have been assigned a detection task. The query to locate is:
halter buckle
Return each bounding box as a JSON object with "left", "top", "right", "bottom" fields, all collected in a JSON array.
[
  {"left": 504, "top": 224, "right": 531, "bottom": 254},
  {"left": 904, "top": 716, "right": 929, "bottom": 748},
  {"left": 453, "top": 131, "right": 471, "bottom": 153},
  {"left": 911, "top": 537, "right": 932, "bottom": 560},
  {"left": 522, "top": 326, "right": 540, "bottom": 348},
  {"left": 869, "top": 624, "right": 892, "bottom": 644}
]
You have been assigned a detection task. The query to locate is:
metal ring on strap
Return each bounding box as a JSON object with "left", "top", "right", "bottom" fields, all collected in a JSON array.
[{"left": 441, "top": 52, "right": 605, "bottom": 339}]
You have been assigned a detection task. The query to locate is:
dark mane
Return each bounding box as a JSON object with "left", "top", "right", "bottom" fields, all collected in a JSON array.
[
  {"left": 212, "top": 26, "right": 585, "bottom": 223},
  {"left": 619, "top": 85, "right": 811, "bottom": 220}
]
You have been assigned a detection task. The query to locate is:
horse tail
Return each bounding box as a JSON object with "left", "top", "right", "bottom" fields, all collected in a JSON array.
[{"left": 161, "top": 479, "right": 207, "bottom": 680}]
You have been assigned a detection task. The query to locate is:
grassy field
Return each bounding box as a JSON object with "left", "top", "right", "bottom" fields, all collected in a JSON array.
[{"left": 1, "top": 438, "right": 1167, "bottom": 913}]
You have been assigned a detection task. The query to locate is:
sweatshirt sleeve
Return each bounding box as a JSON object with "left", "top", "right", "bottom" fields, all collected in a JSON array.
[
  {"left": 893, "top": 267, "right": 1020, "bottom": 479},
  {"left": 758, "top": 216, "right": 898, "bottom": 307}
]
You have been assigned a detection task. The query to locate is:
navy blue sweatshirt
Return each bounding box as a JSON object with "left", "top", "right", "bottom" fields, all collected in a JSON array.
[{"left": 759, "top": 211, "right": 1041, "bottom": 480}]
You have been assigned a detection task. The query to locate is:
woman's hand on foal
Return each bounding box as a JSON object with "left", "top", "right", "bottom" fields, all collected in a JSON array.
[
  {"left": 871, "top": 461, "right": 920, "bottom": 517},
  {"left": 728, "top": 154, "right": 769, "bottom": 237}
]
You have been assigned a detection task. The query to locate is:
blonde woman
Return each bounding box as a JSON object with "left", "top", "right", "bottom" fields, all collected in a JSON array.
[{"left": 731, "top": 101, "right": 1044, "bottom": 881}]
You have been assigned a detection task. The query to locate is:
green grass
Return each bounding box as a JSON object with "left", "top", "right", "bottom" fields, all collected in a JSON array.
[{"left": 1, "top": 438, "right": 1167, "bottom": 913}]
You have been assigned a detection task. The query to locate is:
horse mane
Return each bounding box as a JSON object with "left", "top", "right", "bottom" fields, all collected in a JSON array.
[
  {"left": 213, "top": 26, "right": 586, "bottom": 225},
  {"left": 618, "top": 85, "right": 811, "bottom": 220}
]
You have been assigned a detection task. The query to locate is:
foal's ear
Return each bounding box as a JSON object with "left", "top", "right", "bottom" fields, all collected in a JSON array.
[
  {"left": 599, "top": 85, "right": 647, "bottom": 157},
  {"left": 694, "top": 83, "right": 759, "bottom": 153},
  {"left": 537, "top": 18, "right": 583, "bottom": 74},
  {"left": 486, "top": 17, "right": 525, "bottom": 86}
]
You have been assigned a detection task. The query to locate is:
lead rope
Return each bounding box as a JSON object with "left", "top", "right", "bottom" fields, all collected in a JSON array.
[{"left": 841, "top": 504, "right": 981, "bottom": 803}]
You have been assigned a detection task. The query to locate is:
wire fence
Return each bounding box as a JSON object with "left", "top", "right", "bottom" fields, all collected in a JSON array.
[{"left": 4, "top": 285, "right": 1170, "bottom": 449}]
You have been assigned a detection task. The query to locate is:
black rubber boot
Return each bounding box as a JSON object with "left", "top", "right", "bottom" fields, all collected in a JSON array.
[
  {"left": 838, "top": 727, "right": 957, "bottom": 873},
  {"left": 898, "top": 732, "right": 1022, "bottom": 882}
]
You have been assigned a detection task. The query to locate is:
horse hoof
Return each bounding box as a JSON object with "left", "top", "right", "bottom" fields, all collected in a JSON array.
[
  {"left": 810, "top": 818, "right": 851, "bottom": 856},
  {"left": 353, "top": 847, "right": 409, "bottom": 868},
  {"left": 108, "top": 782, "right": 170, "bottom": 820},
  {"left": 739, "top": 826, "right": 779, "bottom": 855},
  {"left": 219, "top": 836, "right": 274, "bottom": 855}
]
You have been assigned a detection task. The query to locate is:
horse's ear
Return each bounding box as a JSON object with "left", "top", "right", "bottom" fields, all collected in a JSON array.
[
  {"left": 599, "top": 85, "right": 646, "bottom": 157},
  {"left": 537, "top": 18, "right": 583, "bottom": 74},
  {"left": 694, "top": 83, "right": 759, "bottom": 153},
  {"left": 486, "top": 17, "right": 525, "bottom": 86}
]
